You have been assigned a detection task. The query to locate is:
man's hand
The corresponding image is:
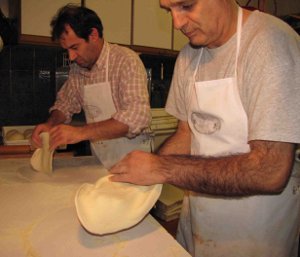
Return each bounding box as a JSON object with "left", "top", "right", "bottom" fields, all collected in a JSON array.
[
  {"left": 49, "top": 124, "right": 85, "bottom": 150},
  {"left": 31, "top": 110, "right": 68, "bottom": 150},
  {"left": 31, "top": 123, "right": 52, "bottom": 148},
  {"left": 109, "top": 150, "right": 167, "bottom": 186}
]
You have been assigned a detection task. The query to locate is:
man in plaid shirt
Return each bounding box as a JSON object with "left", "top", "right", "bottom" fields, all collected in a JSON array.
[{"left": 32, "top": 5, "right": 151, "bottom": 168}]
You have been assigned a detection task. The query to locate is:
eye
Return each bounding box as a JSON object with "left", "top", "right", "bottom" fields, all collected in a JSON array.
[{"left": 181, "top": 3, "right": 193, "bottom": 11}]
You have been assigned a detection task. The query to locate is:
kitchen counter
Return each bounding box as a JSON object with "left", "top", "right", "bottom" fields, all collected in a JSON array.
[{"left": 0, "top": 156, "right": 191, "bottom": 257}]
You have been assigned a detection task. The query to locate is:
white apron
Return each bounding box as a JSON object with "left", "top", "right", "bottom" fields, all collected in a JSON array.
[
  {"left": 177, "top": 8, "right": 300, "bottom": 257},
  {"left": 82, "top": 45, "right": 152, "bottom": 169}
]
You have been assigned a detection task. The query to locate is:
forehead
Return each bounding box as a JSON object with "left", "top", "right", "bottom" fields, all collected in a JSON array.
[
  {"left": 60, "top": 25, "right": 76, "bottom": 39},
  {"left": 59, "top": 25, "right": 82, "bottom": 48}
]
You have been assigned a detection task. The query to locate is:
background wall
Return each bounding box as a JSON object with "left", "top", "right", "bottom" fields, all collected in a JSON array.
[
  {"left": 237, "top": 0, "right": 300, "bottom": 16},
  {"left": 1, "top": 0, "right": 300, "bottom": 19}
]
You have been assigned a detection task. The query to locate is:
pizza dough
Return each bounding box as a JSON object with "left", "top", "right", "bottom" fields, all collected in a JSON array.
[
  {"left": 75, "top": 175, "right": 162, "bottom": 235},
  {"left": 30, "top": 132, "right": 54, "bottom": 174},
  {"left": 23, "top": 128, "right": 34, "bottom": 139},
  {"left": 6, "top": 129, "right": 25, "bottom": 140}
]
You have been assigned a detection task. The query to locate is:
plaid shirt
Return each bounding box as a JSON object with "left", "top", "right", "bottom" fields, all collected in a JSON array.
[{"left": 50, "top": 41, "right": 151, "bottom": 136}]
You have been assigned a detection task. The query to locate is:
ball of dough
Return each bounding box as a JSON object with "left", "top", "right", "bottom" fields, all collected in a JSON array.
[
  {"left": 6, "top": 130, "right": 25, "bottom": 141},
  {"left": 23, "top": 129, "right": 33, "bottom": 139},
  {"left": 6, "top": 129, "right": 18, "bottom": 138}
]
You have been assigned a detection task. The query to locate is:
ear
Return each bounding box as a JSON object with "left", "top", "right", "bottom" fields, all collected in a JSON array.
[{"left": 89, "top": 28, "right": 99, "bottom": 42}]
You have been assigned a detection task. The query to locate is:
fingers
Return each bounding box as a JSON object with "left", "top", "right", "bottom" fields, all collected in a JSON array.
[
  {"left": 31, "top": 124, "right": 49, "bottom": 148},
  {"left": 49, "top": 126, "right": 65, "bottom": 150},
  {"left": 48, "top": 125, "right": 80, "bottom": 150},
  {"left": 109, "top": 173, "right": 131, "bottom": 183},
  {"left": 31, "top": 124, "right": 64, "bottom": 150}
]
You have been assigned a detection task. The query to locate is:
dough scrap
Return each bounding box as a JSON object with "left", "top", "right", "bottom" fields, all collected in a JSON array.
[
  {"left": 30, "top": 132, "right": 54, "bottom": 174},
  {"left": 75, "top": 175, "right": 162, "bottom": 235}
]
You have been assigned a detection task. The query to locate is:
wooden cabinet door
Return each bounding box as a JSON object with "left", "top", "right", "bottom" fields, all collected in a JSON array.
[
  {"left": 85, "top": 0, "right": 131, "bottom": 45},
  {"left": 133, "top": 0, "right": 172, "bottom": 49},
  {"left": 21, "top": 0, "right": 81, "bottom": 37}
]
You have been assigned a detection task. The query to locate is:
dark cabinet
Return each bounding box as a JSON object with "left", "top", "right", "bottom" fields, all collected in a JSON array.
[{"left": 0, "top": 44, "right": 64, "bottom": 126}]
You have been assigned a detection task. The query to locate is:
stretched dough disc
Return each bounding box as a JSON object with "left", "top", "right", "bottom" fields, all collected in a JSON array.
[
  {"left": 30, "top": 132, "right": 54, "bottom": 174},
  {"left": 75, "top": 175, "right": 162, "bottom": 235}
]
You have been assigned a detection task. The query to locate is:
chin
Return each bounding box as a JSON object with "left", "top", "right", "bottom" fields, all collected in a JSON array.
[
  {"left": 188, "top": 39, "right": 206, "bottom": 48},
  {"left": 188, "top": 37, "right": 198, "bottom": 44},
  {"left": 77, "top": 62, "right": 88, "bottom": 68},
  {"left": 187, "top": 35, "right": 206, "bottom": 47},
  {"left": 189, "top": 42, "right": 205, "bottom": 49}
]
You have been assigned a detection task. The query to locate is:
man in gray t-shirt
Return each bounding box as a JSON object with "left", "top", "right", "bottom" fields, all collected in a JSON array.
[{"left": 110, "top": 1, "right": 300, "bottom": 256}]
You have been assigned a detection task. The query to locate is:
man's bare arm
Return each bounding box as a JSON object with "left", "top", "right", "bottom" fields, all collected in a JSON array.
[
  {"left": 158, "top": 120, "right": 191, "bottom": 155},
  {"left": 110, "top": 140, "right": 295, "bottom": 196},
  {"left": 159, "top": 140, "right": 295, "bottom": 196}
]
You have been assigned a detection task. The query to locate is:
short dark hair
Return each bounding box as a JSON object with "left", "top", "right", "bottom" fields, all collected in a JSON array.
[{"left": 50, "top": 4, "right": 103, "bottom": 41}]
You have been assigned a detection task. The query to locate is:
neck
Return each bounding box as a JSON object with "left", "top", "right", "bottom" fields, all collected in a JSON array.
[
  {"left": 87, "top": 38, "right": 104, "bottom": 70},
  {"left": 208, "top": 4, "right": 253, "bottom": 49},
  {"left": 95, "top": 38, "right": 105, "bottom": 60}
]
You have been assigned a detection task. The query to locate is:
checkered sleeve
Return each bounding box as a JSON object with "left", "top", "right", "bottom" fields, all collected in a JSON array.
[
  {"left": 49, "top": 70, "right": 83, "bottom": 124},
  {"left": 111, "top": 53, "right": 151, "bottom": 137}
]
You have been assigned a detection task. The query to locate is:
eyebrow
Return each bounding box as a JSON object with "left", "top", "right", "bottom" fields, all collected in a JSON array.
[{"left": 160, "top": 0, "right": 192, "bottom": 9}]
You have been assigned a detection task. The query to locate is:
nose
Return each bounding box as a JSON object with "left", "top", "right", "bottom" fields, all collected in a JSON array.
[
  {"left": 68, "top": 49, "right": 77, "bottom": 61},
  {"left": 171, "top": 10, "right": 186, "bottom": 30}
]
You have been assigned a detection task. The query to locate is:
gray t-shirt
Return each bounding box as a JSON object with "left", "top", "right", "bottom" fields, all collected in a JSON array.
[{"left": 166, "top": 10, "right": 300, "bottom": 144}]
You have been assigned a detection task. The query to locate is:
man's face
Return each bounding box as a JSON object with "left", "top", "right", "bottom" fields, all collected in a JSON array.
[
  {"left": 160, "top": 0, "right": 234, "bottom": 48},
  {"left": 59, "top": 25, "right": 99, "bottom": 69}
]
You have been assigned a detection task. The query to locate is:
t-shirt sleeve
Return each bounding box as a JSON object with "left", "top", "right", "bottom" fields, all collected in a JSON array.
[
  {"left": 165, "top": 49, "right": 191, "bottom": 122},
  {"left": 245, "top": 25, "right": 300, "bottom": 144}
]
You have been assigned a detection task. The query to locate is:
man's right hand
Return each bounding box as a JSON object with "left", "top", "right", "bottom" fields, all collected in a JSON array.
[
  {"left": 31, "top": 110, "right": 67, "bottom": 149},
  {"left": 31, "top": 123, "right": 52, "bottom": 149}
]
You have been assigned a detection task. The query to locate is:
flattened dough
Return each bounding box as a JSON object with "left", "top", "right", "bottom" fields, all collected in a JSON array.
[
  {"left": 75, "top": 175, "right": 162, "bottom": 235},
  {"left": 30, "top": 132, "right": 54, "bottom": 174}
]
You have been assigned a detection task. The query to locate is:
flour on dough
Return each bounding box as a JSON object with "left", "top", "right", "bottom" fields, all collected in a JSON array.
[
  {"left": 75, "top": 175, "right": 162, "bottom": 235},
  {"left": 30, "top": 132, "right": 54, "bottom": 174}
]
